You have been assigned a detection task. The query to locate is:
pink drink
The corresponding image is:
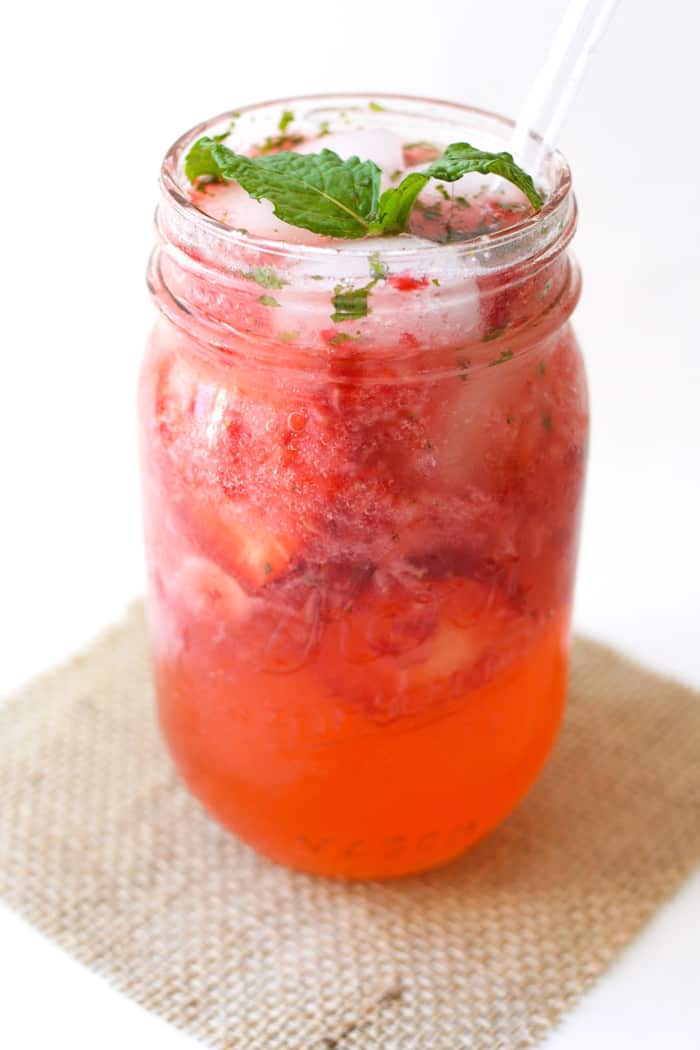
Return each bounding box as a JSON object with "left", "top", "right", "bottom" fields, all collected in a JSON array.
[{"left": 140, "top": 96, "right": 588, "bottom": 878}]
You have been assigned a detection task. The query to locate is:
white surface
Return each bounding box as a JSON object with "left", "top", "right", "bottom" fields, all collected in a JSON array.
[{"left": 1, "top": 0, "right": 699, "bottom": 1047}]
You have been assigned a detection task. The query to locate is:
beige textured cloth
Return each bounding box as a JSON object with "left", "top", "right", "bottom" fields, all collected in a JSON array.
[{"left": 1, "top": 603, "right": 699, "bottom": 1050}]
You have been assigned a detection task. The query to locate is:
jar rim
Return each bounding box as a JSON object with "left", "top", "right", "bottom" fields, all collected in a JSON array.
[{"left": 159, "top": 92, "right": 574, "bottom": 268}]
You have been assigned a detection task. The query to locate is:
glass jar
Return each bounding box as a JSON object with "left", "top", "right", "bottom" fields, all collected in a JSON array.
[{"left": 139, "top": 95, "right": 588, "bottom": 879}]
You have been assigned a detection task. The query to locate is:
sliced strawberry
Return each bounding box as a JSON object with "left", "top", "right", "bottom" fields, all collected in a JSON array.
[
  {"left": 316, "top": 575, "right": 531, "bottom": 721},
  {"left": 175, "top": 495, "right": 300, "bottom": 589}
]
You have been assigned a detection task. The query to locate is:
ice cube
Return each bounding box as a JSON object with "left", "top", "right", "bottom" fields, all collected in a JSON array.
[{"left": 194, "top": 182, "right": 330, "bottom": 245}]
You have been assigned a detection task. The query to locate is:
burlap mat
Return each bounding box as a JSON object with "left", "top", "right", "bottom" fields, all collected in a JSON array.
[{"left": 1, "top": 604, "right": 699, "bottom": 1050}]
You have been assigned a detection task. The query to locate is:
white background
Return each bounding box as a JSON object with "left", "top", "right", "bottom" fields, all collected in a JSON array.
[{"left": 1, "top": 1, "right": 699, "bottom": 1047}]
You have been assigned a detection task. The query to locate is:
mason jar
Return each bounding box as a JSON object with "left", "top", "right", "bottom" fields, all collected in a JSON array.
[{"left": 139, "top": 94, "right": 588, "bottom": 878}]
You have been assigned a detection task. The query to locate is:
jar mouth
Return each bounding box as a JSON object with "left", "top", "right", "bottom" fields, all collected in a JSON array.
[{"left": 160, "top": 92, "right": 574, "bottom": 268}]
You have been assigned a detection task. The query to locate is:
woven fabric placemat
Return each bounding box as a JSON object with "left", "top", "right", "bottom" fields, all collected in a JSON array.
[{"left": 1, "top": 604, "right": 699, "bottom": 1050}]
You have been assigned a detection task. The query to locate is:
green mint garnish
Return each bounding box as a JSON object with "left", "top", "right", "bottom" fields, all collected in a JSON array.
[
  {"left": 373, "top": 144, "right": 543, "bottom": 234},
  {"left": 331, "top": 283, "right": 374, "bottom": 322},
  {"left": 278, "top": 110, "right": 294, "bottom": 133},
  {"left": 186, "top": 139, "right": 380, "bottom": 238},
  {"left": 368, "top": 101, "right": 385, "bottom": 112},
  {"left": 258, "top": 294, "right": 280, "bottom": 307},
  {"left": 242, "top": 266, "right": 287, "bottom": 289},
  {"left": 185, "top": 137, "right": 543, "bottom": 239}
]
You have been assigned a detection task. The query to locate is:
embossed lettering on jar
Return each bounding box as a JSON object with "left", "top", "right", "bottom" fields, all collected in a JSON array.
[{"left": 139, "top": 95, "right": 588, "bottom": 878}]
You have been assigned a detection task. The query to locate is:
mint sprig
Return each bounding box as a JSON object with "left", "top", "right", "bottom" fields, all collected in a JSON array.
[
  {"left": 185, "top": 136, "right": 543, "bottom": 239},
  {"left": 186, "top": 138, "right": 380, "bottom": 238}
]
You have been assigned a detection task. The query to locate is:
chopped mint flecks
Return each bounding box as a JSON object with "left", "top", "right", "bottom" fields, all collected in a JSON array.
[
  {"left": 489, "top": 350, "right": 514, "bottom": 366},
  {"left": 369, "top": 252, "right": 388, "bottom": 280},
  {"left": 278, "top": 110, "right": 294, "bottom": 133},
  {"left": 368, "top": 101, "right": 385, "bottom": 112},
  {"left": 212, "top": 122, "right": 236, "bottom": 143},
  {"left": 328, "top": 331, "right": 355, "bottom": 346},
  {"left": 457, "top": 354, "right": 470, "bottom": 381},
  {"left": 257, "top": 133, "right": 304, "bottom": 154},
  {"left": 542, "top": 414, "right": 553, "bottom": 431},
  {"left": 241, "top": 266, "right": 288, "bottom": 289},
  {"left": 414, "top": 200, "right": 442, "bottom": 222},
  {"left": 331, "top": 283, "right": 374, "bottom": 322},
  {"left": 482, "top": 326, "right": 507, "bottom": 342},
  {"left": 258, "top": 294, "right": 281, "bottom": 307}
]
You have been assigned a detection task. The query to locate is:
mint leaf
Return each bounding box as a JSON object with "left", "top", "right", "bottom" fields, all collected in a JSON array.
[
  {"left": 372, "top": 142, "right": 542, "bottom": 235},
  {"left": 331, "top": 283, "right": 373, "bottom": 322},
  {"left": 241, "top": 266, "right": 287, "bottom": 289},
  {"left": 185, "top": 138, "right": 230, "bottom": 182},
  {"left": 184, "top": 136, "right": 542, "bottom": 239},
  {"left": 369, "top": 172, "right": 430, "bottom": 236},
  {"left": 425, "top": 143, "right": 543, "bottom": 211},
  {"left": 258, "top": 294, "right": 280, "bottom": 307},
  {"left": 185, "top": 138, "right": 380, "bottom": 238}
]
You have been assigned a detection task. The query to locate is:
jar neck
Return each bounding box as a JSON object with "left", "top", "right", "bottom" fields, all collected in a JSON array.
[{"left": 148, "top": 95, "right": 580, "bottom": 372}]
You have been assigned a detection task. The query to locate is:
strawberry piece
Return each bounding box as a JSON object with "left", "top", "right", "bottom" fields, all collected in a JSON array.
[
  {"left": 145, "top": 339, "right": 338, "bottom": 590},
  {"left": 316, "top": 574, "right": 531, "bottom": 721},
  {"left": 388, "top": 273, "right": 430, "bottom": 293},
  {"left": 403, "top": 143, "right": 442, "bottom": 166},
  {"left": 176, "top": 496, "right": 299, "bottom": 589}
]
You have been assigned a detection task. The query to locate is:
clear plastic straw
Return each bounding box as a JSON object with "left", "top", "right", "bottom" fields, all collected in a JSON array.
[{"left": 511, "top": 0, "right": 621, "bottom": 171}]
